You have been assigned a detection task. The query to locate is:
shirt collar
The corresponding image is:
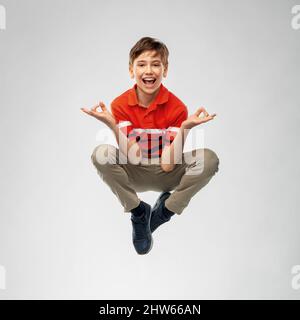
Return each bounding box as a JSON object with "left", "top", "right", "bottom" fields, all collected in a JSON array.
[{"left": 128, "top": 83, "right": 169, "bottom": 108}]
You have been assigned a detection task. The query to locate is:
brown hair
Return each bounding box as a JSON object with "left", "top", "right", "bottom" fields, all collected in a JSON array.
[{"left": 129, "top": 37, "right": 169, "bottom": 68}]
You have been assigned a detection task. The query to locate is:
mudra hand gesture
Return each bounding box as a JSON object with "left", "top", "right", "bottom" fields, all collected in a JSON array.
[
  {"left": 80, "top": 101, "right": 116, "bottom": 129},
  {"left": 182, "top": 107, "right": 216, "bottom": 130}
]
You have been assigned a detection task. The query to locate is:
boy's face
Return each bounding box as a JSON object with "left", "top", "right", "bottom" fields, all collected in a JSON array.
[{"left": 129, "top": 50, "right": 168, "bottom": 95}]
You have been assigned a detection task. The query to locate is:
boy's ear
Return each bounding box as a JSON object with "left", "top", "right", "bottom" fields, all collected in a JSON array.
[
  {"left": 129, "top": 65, "right": 134, "bottom": 79},
  {"left": 163, "top": 64, "right": 168, "bottom": 78}
]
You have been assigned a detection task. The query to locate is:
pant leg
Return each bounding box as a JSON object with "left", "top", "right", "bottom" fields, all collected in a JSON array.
[
  {"left": 91, "top": 144, "right": 143, "bottom": 213},
  {"left": 164, "top": 148, "right": 220, "bottom": 215},
  {"left": 91, "top": 144, "right": 164, "bottom": 213}
]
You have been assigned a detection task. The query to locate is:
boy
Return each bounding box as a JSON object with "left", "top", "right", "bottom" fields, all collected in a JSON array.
[{"left": 81, "top": 37, "right": 219, "bottom": 255}]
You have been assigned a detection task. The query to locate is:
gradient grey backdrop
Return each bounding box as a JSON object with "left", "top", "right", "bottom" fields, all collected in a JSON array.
[{"left": 0, "top": 0, "right": 299, "bottom": 299}]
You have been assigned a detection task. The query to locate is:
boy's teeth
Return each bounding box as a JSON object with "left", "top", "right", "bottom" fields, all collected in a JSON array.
[{"left": 143, "top": 78, "right": 155, "bottom": 84}]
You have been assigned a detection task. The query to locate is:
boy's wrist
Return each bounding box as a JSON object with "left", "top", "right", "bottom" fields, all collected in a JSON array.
[
  {"left": 180, "top": 121, "right": 191, "bottom": 131},
  {"left": 108, "top": 122, "right": 117, "bottom": 131}
]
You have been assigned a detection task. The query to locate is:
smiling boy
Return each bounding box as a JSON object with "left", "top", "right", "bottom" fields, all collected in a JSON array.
[{"left": 81, "top": 37, "right": 219, "bottom": 255}]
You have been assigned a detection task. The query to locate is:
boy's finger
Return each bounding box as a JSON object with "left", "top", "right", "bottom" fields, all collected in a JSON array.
[
  {"left": 81, "top": 108, "right": 91, "bottom": 114},
  {"left": 99, "top": 101, "right": 107, "bottom": 111},
  {"left": 194, "top": 107, "right": 204, "bottom": 116},
  {"left": 197, "top": 114, "right": 215, "bottom": 123},
  {"left": 203, "top": 109, "right": 209, "bottom": 117},
  {"left": 91, "top": 104, "right": 100, "bottom": 112},
  {"left": 195, "top": 107, "right": 209, "bottom": 118},
  {"left": 207, "top": 115, "right": 216, "bottom": 121}
]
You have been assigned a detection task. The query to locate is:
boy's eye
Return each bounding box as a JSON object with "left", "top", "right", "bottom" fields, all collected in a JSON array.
[{"left": 138, "top": 64, "right": 160, "bottom": 67}]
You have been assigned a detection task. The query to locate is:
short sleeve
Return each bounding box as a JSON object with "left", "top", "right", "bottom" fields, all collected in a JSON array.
[
  {"left": 164, "top": 105, "right": 188, "bottom": 147},
  {"left": 111, "top": 102, "right": 136, "bottom": 143}
]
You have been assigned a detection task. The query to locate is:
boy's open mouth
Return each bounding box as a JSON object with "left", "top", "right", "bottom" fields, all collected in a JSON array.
[{"left": 142, "top": 78, "right": 156, "bottom": 86}]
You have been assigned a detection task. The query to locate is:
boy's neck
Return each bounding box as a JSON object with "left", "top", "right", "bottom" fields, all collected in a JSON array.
[{"left": 135, "top": 85, "right": 160, "bottom": 108}]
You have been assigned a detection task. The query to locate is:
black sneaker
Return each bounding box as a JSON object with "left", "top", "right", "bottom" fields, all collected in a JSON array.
[
  {"left": 131, "top": 201, "right": 153, "bottom": 255},
  {"left": 150, "top": 192, "right": 173, "bottom": 233}
]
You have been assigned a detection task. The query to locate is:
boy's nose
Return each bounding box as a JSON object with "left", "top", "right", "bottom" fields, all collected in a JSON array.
[{"left": 145, "top": 65, "right": 153, "bottom": 73}]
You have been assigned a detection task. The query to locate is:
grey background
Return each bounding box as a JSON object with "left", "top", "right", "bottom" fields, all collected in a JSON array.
[{"left": 0, "top": 0, "right": 299, "bottom": 299}]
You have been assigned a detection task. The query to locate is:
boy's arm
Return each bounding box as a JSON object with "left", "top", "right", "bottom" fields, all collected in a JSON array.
[
  {"left": 160, "top": 106, "right": 189, "bottom": 172},
  {"left": 110, "top": 123, "right": 142, "bottom": 164},
  {"left": 81, "top": 101, "right": 141, "bottom": 164},
  {"left": 110, "top": 103, "right": 142, "bottom": 164},
  {"left": 161, "top": 106, "right": 217, "bottom": 172},
  {"left": 161, "top": 124, "right": 190, "bottom": 172}
]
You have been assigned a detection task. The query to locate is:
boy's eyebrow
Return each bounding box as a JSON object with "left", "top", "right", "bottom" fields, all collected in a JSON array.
[{"left": 136, "top": 59, "right": 162, "bottom": 63}]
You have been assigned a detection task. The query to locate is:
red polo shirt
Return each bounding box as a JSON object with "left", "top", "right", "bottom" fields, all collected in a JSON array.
[{"left": 111, "top": 83, "right": 188, "bottom": 159}]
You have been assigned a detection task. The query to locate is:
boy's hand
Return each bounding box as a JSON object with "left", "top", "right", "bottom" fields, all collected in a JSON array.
[
  {"left": 80, "top": 101, "right": 116, "bottom": 128},
  {"left": 182, "top": 107, "right": 216, "bottom": 130}
]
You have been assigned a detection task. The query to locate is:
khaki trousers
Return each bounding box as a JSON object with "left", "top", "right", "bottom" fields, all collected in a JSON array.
[{"left": 91, "top": 144, "right": 219, "bottom": 214}]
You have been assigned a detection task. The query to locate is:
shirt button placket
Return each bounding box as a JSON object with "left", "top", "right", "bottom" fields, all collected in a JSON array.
[{"left": 143, "top": 113, "right": 152, "bottom": 126}]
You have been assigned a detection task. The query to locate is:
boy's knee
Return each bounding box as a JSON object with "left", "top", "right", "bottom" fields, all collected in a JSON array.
[
  {"left": 185, "top": 148, "right": 219, "bottom": 176},
  {"left": 204, "top": 148, "right": 219, "bottom": 174},
  {"left": 91, "top": 144, "right": 117, "bottom": 167}
]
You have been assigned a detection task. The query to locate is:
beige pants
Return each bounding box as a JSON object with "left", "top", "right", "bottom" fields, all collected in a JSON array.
[{"left": 91, "top": 144, "right": 220, "bottom": 214}]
